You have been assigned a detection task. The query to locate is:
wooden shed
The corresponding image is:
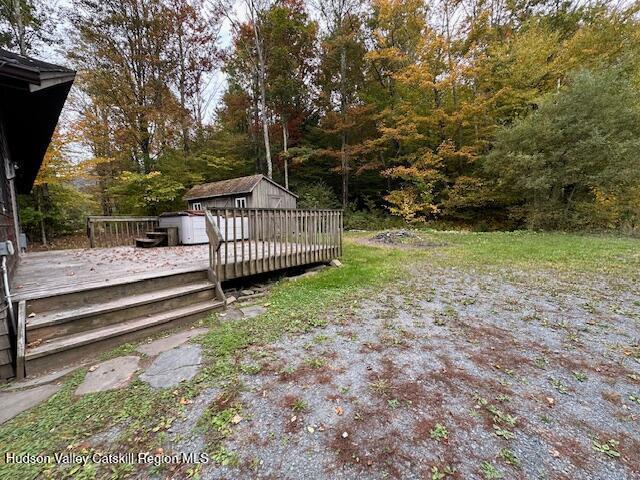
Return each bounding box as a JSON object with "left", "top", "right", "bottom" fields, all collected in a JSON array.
[{"left": 184, "top": 174, "right": 297, "bottom": 210}]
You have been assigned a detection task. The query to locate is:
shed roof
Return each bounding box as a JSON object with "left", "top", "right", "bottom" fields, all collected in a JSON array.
[{"left": 184, "top": 174, "right": 298, "bottom": 201}]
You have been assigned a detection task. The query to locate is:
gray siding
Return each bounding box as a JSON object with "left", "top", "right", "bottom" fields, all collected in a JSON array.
[
  {"left": 250, "top": 178, "right": 296, "bottom": 208},
  {"left": 194, "top": 195, "right": 247, "bottom": 209},
  {"left": 0, "top": 120, "right": 15, "bottom": 379}
]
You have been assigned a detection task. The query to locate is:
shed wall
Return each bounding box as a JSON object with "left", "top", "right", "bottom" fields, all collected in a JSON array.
[
  {"left": 250, "top": 178, "right": 296, "bottom": 208},
  {"left": 191, "top": 195, "right": 251, "bottom": 209}
]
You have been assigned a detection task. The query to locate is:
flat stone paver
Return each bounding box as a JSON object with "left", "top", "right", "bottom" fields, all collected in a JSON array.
[
  {"left": 75, "top": 356, "right": 140, "bottom": 395},
  {"left": 239, "top": 305, "right": 267, "bottom": 319},
  {"left": 139, "top": 345, "right": 202, "bottom": 389},
  {"left": 136, "top": 328, "right": 209, "bottom": 356},
  {"left": 219, "top": 309, "right": 244, "bottom": 322},
  {"left": 5, "top": 365, "right": 78, "bottom": 391},
  {"left": 0, "top": 384, "right": 61, "bottom": 424}
]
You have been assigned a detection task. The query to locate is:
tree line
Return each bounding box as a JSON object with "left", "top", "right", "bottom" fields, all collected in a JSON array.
[{"left": 2, "top": 0, "right": 640, "bottom": 244}]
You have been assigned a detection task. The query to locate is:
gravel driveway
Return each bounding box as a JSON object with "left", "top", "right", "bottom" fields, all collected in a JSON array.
[{"left": 168, "top": 262, "right": 640, "bottom": 479}]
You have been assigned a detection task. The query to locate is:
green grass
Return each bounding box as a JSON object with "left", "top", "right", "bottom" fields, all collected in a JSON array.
[
  {"left": 355, "top": 229, "right": 639, "bottom": 274},
  {"left": 433, "top": 230, "right": 639, "bottom": 273},
  {"left": 197, "top": 239, "right": 421, "bottom": 360},
  {"left": 1, "top": 229, "right": 637, "bottom": 479}
]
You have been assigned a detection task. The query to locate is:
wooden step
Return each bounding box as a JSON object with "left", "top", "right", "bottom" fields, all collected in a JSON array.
[
  {"left": 26, "top": 299, "right": 224, "bottom": 375},
  {"left": 27, "top": 281, "right": 215, "bottom": 332},
  {"left": 146, "top": 231, "right": 167, "bottom": 238},
  {"left": 28, "top": 286, "right": 216, "bottom": 342},
  {"left": 25, "top": 270, "right": 209, "bottom": 313},
  {"left": 135, "top": 237, "right": 163, "bottom": 248}
]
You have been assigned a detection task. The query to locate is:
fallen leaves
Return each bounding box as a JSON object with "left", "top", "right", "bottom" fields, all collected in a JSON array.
[{"left": 231, "top": 414, "right": 243, "bottom": 424}]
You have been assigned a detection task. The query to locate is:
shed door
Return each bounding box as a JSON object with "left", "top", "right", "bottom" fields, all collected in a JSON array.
[{"left": 268, "top": 195, "right": 282, "bottom": 208}]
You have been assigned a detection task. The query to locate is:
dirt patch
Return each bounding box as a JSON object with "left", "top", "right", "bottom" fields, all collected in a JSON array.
[{"left": 368, "top": 229, "right": 446, "bottom": 248}]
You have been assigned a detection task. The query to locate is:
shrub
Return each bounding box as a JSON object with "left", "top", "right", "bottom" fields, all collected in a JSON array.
[{"left": 296, "top": 181, "right": 340, "bottom": 209}]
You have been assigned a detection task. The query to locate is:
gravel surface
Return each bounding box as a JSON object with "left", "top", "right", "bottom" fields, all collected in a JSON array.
[{"left": 175, "top": 264, "right": 640, "bottom": 479}]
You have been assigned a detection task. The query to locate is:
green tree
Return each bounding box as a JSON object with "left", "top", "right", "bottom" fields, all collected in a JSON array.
[
  {"left": 485, "top": 68, "right": 640, "bottom": 230},
  {"left": 0, "top": 0, "right": 54, "bottom": 54},
  {"left": 108, "top": 171, "right": 186, "bottom": 215},
  {"left": 263, "top": 0, "right": 317, "bottom": 189}
]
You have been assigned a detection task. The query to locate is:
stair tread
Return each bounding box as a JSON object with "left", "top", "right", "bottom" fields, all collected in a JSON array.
[
  {"left": 135, "top": 238, "right": 160, "bottom": 243},
  {"left": 146, "top": 231, "right": 167, "bottom": 237},
  {"left": 27, "top": 281, "right": 216, "bottom": 330},
  {"left": 26, "top": 299, "right": 223, "bottom": 360}
]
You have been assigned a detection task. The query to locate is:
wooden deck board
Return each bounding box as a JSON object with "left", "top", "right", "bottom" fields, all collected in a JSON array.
[{"left": 12, "top": 241, "right": 325, "bottom": 301}]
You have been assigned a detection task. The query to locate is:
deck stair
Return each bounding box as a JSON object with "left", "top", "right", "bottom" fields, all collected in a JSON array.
[
  {"left": 21, "top": 270, "right": 224, "bottom": 375},
  {"left": 135, "top": 226, "right": 177, "bottom": 248}
]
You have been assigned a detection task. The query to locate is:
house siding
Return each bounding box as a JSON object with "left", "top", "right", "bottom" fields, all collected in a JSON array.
[{"left": 0, "top": 116, "right": 17, "bottom": 379}]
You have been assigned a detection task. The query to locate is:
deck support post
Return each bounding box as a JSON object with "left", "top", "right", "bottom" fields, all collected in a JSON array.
[{"left": 16, "top": 300, "right": 26, "bottom": 379}]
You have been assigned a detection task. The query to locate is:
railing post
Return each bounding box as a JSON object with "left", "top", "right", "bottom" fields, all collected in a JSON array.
[
  {"left": 205, "top": 210, "right": 225, "bottom": 303},
  {"left": 87, "top": 217, "right": 95, "bottom": 249}
]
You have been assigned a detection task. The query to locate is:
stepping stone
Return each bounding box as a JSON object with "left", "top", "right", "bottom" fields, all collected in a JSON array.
[
  {"left": 136, "top": 328, "right": 209, "bottom": 356},
  {"left": 140, "top": 345, "right": 202, "bottom": 389},
  {"left": 75, "top": 356, "right": 140, "bottom": 395},
  {"left": 5, "top": 365, "right": 78, "bottom": 391},
  {"left": 219, "top": 309, "right": 244, "bottom": 322},
  {"left": 239, "top": 305, "right": 267, "bottom": 319},
  {"left": 0, "top": 384, "right": 61, "bottom": 424}
]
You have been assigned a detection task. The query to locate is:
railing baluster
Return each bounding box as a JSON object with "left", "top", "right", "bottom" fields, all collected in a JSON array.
[
  {"left": 247, "top": 209, "right": 253, "bottom": 275},
  {"left": 215, "top": 210, "right": 223, "bottom": 281},
  {"left": 261, "top": 210, "right": 266, "bottom": 273}
]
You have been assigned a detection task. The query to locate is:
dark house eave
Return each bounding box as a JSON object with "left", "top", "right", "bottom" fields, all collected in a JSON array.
[{"left": 0, "top": 49, "right": 76, "bottom": 194}]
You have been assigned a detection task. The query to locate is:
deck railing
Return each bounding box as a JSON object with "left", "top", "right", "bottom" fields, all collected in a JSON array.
[
  {"left": 205, "top": 208, "right": 343, "bottom": 282},
  {"left": 87, "top": 216, "right": 159, "bottom": 248}
]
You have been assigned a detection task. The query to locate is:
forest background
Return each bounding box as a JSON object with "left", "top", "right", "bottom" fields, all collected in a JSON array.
[{"left": 2, "top": 0, "right": 639, "bottom": 245}]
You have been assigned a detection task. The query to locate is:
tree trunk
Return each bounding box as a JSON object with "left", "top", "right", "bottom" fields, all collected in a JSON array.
[
  {"left": 177, "top": 26, "right": 190, "bottom": 154},
  {"left": 341, "top": 131, "right": 348, "bottom": 208},
  {"left": 35, "top": 186, "right": 47, "bottom": 246},
  {"left": 339, "top": 45, "right": 349, "bottom": 208},
  {"left": 282, "top": 121, "right": 289, "bottom": 189},
  {"left": 13, "top": 0, "right": 27, "bottom": 55},
  {"left": 250, "top": 4, "right": 273, "bottom": 178}
]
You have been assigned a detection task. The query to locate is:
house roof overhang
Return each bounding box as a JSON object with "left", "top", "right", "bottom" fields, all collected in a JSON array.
[{"left": 0, "top": 49, "right": 76, "bottom": 193}]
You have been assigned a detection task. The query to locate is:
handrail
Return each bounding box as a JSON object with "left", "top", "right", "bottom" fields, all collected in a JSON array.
[{"left": 204, "top": 210, "right": 226, "bottom": 303}]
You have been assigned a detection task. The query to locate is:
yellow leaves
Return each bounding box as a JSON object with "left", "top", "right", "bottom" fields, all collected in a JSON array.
[
  {"left": 384, "top": 187, "right": 439, "bottom": 222},
  {"left": 34, "top": 129, "right": 78, "bottom": 186}
]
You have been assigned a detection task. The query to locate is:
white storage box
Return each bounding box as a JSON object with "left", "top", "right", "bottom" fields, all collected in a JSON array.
[{"left": 159, "top": 212, "right": 249, "bottom": 245}]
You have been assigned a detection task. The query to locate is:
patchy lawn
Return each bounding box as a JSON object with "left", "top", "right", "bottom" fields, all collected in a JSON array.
[{"left": 1, "top": 230, "right": 639, "bottom": 479}]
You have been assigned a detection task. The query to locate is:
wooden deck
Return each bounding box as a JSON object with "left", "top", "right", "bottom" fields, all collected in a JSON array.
[
  {"left": 11, "top": 241, "right": 328, "bottom": 301},
  {"left": 11, "top": 208, "right": 342, "bottom": 377}
]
